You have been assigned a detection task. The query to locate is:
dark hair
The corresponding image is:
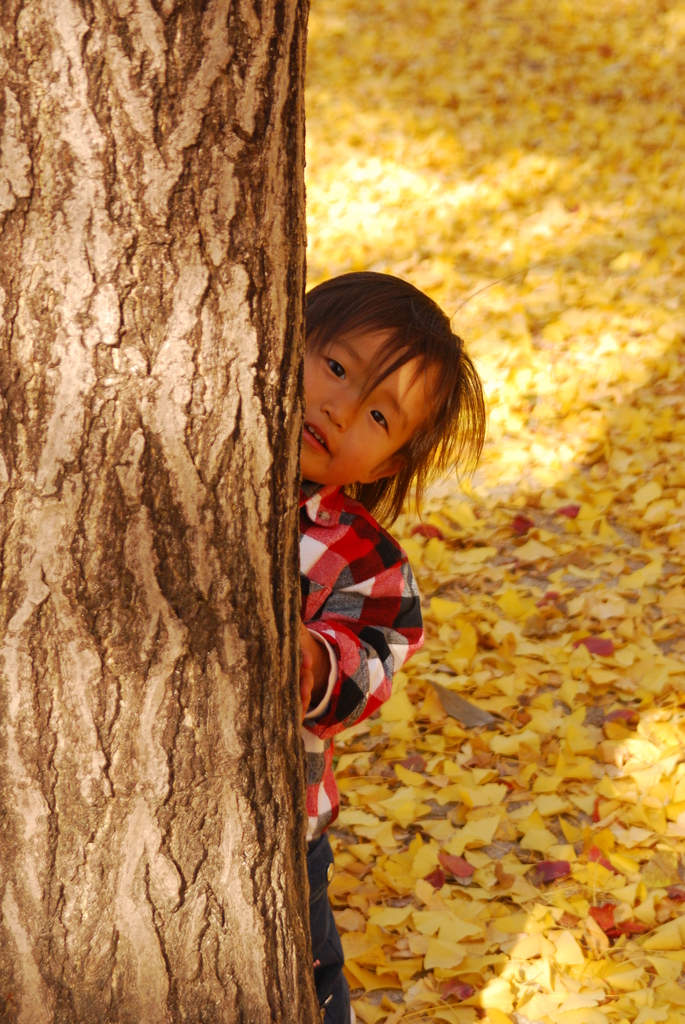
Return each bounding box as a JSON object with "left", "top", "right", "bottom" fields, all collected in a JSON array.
[{"left": 305, "top": 272, "right": 486, "bottom": 524}]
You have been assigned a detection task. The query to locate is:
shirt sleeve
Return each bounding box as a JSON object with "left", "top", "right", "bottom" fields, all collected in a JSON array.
[
  {"left": 303, "top": 631, "right": 338, "bottom": 720},
  {"left": 304, "top": 556, "right": 424, "bottom": 740}
]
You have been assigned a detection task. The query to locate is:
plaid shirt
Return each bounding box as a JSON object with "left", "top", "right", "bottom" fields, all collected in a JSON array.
[{"left": 300, "top": 483, "right": 424, "bottom": 841}]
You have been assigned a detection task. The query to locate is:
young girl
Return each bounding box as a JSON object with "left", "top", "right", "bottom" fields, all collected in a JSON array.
[{"left": 298, "top": 272, "right": 485, "bottom": 1024}]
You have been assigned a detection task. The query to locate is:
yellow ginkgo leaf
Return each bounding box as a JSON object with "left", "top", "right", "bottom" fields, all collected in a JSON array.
[
  {"left": 394, "top": 763, "right": 427, "bottom": 787},
  {"left": 429, "top": 597, "right": 464, "bottom": 623},
  {"left": 519, "top": 827, "right": 557, "bottom": 853},
  {"left": 550, "top": 929, "right": 585, "bottom": 966},
  {"left": 514, "top": 539, "right": 556, "bottom": 562},
  {"left": 424, "top": 938, "right": 466, "bottom": 970}
]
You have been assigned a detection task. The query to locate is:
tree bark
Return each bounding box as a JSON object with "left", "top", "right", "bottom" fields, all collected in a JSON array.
[{"left": 0, "top": 0, "right": 316, "bottom": 1020}]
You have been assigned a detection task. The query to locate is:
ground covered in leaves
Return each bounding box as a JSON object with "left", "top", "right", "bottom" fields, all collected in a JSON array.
[{"left": 306, "top": 1, "right": 685, "bottom": 1023}]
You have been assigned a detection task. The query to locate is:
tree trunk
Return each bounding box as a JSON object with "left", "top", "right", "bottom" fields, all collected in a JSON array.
[{"left": 0, "top": 0, "right": 316, "bottom": 1020}]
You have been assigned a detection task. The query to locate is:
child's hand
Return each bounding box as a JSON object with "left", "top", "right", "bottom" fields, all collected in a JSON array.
[
  {"left": 300, "top": 622, "right": 315, "bottom": 718},
  {"left": 300, "top": 622, "right": 330, "bottom": 721}
]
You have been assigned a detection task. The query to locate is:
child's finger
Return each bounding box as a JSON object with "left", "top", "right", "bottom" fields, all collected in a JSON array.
[{"left": 301, "top": 649, "right": 313, "bottom": 670}]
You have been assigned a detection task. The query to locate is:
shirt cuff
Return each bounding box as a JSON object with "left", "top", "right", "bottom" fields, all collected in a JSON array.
[{"left": 303, "top": 631, "right": 338, "bottom": 720}]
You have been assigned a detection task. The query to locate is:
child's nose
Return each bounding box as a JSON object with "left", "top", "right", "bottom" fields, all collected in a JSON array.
[{"left": 322, "top": 397, "right": 350, "bottom": 430}]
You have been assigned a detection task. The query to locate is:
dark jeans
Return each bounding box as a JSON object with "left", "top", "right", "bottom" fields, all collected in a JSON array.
[{"left": 308, "top": 834, "right": 351, "bottom": 1024}]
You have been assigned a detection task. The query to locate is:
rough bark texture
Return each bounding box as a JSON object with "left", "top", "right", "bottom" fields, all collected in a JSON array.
[{"left": 0, "top": 0, "right": 316, "bottom": 1020}]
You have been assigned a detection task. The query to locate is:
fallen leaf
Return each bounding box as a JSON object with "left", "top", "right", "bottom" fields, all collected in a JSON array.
[
  {"left": 528, "top": 860, "right": 571, "bottom": 886},
  {"left": 423, "top": 867, "right": 446, "bottom": 888},
  {"left": 424, "top": 938, "right": 466, "bottom": 970},
  {"left": 438, "top": 852, "right": 475, "bottom": 879},
  {"left": 574, "top": 636, "right": 615, "bottom": 657},
  {"left": 401, "top": 754, "right": 427, "bottom": 771},
  {"left": 641, "top": 850, "right": 682, "bottom": 888},
  {"left": 411, "top": 524, "right": 444, "bottom": 540},
  {"left": 604, "top": 708, "right": 637, "bottom": 724},
  {"left": 495, "top": 862, "right": 515, "bottom": 889},
  {"left": 550, "top": 929, "right": 585, "bottom": 965},
  {"left": 430, "top": 682, "right": 496, "bottom": 728},
  {"left": 520, "top": 828, "right": 557, "bottom": 853},
  {"left": 514, "top": 538, "right": 556, "bottom": 562},
  {"left": 512, "top": 514, "right": 535, "bottom": 535},
  {"left": 439, "top": 979, "right": 475, "bottom": 1001},
  {"left": 589, "top": 903, "right": 649, "bottom": 938},
  {"left": 588, "top": 845, "right": 617, "bottom": 873}
]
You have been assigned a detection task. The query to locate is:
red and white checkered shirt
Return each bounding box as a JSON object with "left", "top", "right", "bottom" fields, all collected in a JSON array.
[{"left": 300, "top": 483, "right": 424, "bottom": 841}]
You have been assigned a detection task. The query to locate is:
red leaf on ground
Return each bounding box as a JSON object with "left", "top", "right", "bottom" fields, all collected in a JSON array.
[
  {"left": 618, "top": 920, "right": 650, "bottom": 935},
  {"left": 512, "top": 514, "right": 535, "bottom": 535},
  {"left": 592, "top": 797, "right": 602, "bottom": 823},
  {"left": 605, "top": 708, "right": 638, "bottom": 723},
  {"left": 411, "top": 524, "right": 444, "bottom": 540},
  {"left": 537, "top": 591, "right": 560, "bottom": 607},
  {"left": 574, "top": 636, "right": 615, "bottom": 657},
  {"left": 667, "top": 885, "right": 685, "bottom": 903},
  {"left": 529, "top": 860, "right": 571, "bottom": 886},
  {"left": 440, "top": 979, "right": 474, "bottom": 1001},
  {"left": 401, "top": 754, "right": 426, "bottom": 772},
  {"left": 438, "top": 852, "right": 475, "bottom": 878},
  {"left": 590, "top": 903, "right": 649, "bottom": 937},
  {"left": 423, "top": 867, "right": 446, "bottom": 889},
  {"left": 589, "top": 903, "right": 617, "bottom": 933},
  {"left": 557, "top": 504, "right": 581, "bottom": 518},
  {"left": 588, "top": 845, "right": 617, "bottom": 872}
]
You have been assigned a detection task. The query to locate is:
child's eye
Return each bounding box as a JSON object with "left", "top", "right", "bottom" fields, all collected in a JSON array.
[
  {"left": 327, "top": 359, "right": 346, "bottom": 380},
  {"left": 371, "top": 409, "right": 388, "bottom": 429}
]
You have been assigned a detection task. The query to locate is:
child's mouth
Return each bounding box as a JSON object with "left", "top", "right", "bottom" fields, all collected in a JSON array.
[{"left": 304, "top": 423, "right": 329, "bottom": 451}]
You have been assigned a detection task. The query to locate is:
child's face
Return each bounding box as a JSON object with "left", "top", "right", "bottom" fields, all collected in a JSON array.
[{"left": 301, "top": 330, "right": 432, "bottom": 488}]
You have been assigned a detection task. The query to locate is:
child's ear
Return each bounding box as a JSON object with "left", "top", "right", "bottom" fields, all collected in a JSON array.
[{"left": 367, "top": 452, "right": 406, "bottom": 482}]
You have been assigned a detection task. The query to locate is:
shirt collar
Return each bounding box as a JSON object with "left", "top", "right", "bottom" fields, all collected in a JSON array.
[{"left": 300, "top": 482, "right": 343, "bottom": 527}]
